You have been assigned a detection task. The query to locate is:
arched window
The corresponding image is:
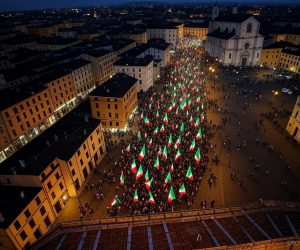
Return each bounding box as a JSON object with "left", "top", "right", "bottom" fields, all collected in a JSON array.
[
  {"left": 229, "top": 53, "right": 232, "bottom": 59},
  {"left": 246, "top": 23, "right": 252, "bottom": 33}
]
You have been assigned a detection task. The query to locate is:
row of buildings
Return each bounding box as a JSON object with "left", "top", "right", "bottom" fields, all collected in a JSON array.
[{"left": 0, "top": 72, "right": 140, "bottom": 249}]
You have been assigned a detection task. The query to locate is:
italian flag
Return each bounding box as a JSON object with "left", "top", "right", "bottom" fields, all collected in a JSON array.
[
  {"left": 120, "top": 171, "right": 125, "bottom": 186},
  {"left": 190, "top": 139, "right": 196, "bottom": 152},
  {"left": 176, "top": 108, "right": 179, "bottom": 116},
  {"left": 180, "top": 122, "right": 185, "bottom": 133},
  {"left": 172, "top": 99, "right": 176, "bottom": 108},
  {"left": 163, "top": 113, "right": 168, "bottom": 123},
  {"left": 170, "top": 164, "right": 174, "bottom": 173},
  {"left": 175, "top": 149, "right": 181, "bottom": 161},
  {"left": 145, "top": 168, "right": 149, "bottom": 181},
  {"left": 148, "top": 138, "right": 153, "bottom": 146},
  {"left": 201, "top": 113, "right": 205, "bottom": 122},
  {"left": 111, "top": 195, "right": 121, "bottom": 206},
  {"left": 189, "top": 115, "right": 193, "bottom": 125},
  {"left": 145, "top": 177, "right": 153, "bottom": 190},
  {"left": 196, "top": 128, "right": 202, "bottom": 141},
  {"left": 154, "top": 157, "right": 160, "bottom": 170},
  {"left": 195, "top": 148, "right": 201, "bottom": 165},
  {"left": 125, "top": 144, "right": 131, "bottom": 153},
  {"left": 156, "top": 110, "right": 159, "bottom": 119},
  {"left": 149, "top": 191, "right": 155, "bottom": 204},
  {"left": 138, "top": 144, "right": 146, "bottom": 161},
  {"left": 137, "top": 131, "right": 142, "bottom": 140},
  {"left": 131, "top": 159, "right": 137, "bottom": 174},
  {"left": 154, "top": 127, "right": 159, "bottom": 136},
  {"left": 168, "top": 186, "right": 176, "bottom": 203},
  {"left": 144, "top": 117, "right": 150, "bottom": 126},
  {"left": 133, "top": 189, "right": 139, "bottom": 203},
  {"left": 164, "top": 171, "right": 172, "bottom": 184},
  {"left": 168, "top": 105, "right": 172, "bottom": 113},
  {"left": 157, "top": 147, "right": 162, "bottom": 157},
  {"left": 179, "top": 183, "right": 186, "bottom": 196},
  {"left": 194, "top": 118, "right": 200, "bottom": 128},
  {"left": 175, "top": 135, "right": 182, "bottom": 149},
  {"left": 196, "top": 106, "right": 200, "bottom": 112},
  {"left": 162, "top": 146, "right": 168, "bottom": 160},
  {"left": 168, "top": 134, "right": 173, "bottom": 148},
  {"left": 160, "top": 124, "right": 165, "bottom": 133},
  {"left": 201, "top": 102, "right": 204, "bottom": 110},
  {"left": 180, "top": 99, "right": 187, "bottom": 110},
  {"left": 136, "top": 165, "right": 143, "bottom": 180},
  {"left": 186, "top": 166, "right": 194, "bottom": 181},
  {"left": 197, "top": 96, "right": 201, "bottom": 104}
]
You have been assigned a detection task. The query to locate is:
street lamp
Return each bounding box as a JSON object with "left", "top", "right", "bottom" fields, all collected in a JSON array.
[{"left": 271, "top": 90, "right": 279, "bottom": 103}]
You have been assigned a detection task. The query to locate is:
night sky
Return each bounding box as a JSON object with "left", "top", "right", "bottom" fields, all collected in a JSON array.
[{"left": 0, "top": 0, "right": 297, "bottom": 11}]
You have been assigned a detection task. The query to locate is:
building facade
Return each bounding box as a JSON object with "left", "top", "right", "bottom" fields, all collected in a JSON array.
[
  {"left": 205, "top": 14, "right": 264, "bottom": 66},
  {"left": 183, "top": 24, "right": 208, "bottom": 40},
  {"left": 89, "top": 74, "right": 138, "bottom": 129},
  {"left": 114, "top": 57, "right": 153, "bottom": 92},
  {"left": 286, "top": 96, "right": 300, "bottom": 143}
]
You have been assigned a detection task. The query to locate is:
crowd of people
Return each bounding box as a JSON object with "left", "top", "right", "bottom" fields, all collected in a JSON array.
[{"left": 107, "top": 38, "right": 215, "bottom": 215}]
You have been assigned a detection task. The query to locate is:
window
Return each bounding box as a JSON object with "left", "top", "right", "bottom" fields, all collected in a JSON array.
[
  {"left": 115, "top": 113, "right": 119, "bottom": 119},
  {"left": 80, "top": 159, "right": 83, "bottom": 165},
  {"left": 13, "top": 107, "right": 18, "bottom": 114},
  {"left": 71, "top": 169, "right": 76, "bottom": 176},
  {"left": 244, "top": 43, "right": 249, "bottom": 50},
  {"left": 59, "top": 182, "right": 64, "bottom": 190},
  {"left": 24, "top": 209, "right": 31, "bottom": 219},
  {"left": 86, "top": 152, "right": 89, "bottom": 158},
  {"left": 229, "top": 53, "right": 231, "bottom": 59},
  {"left": 29, "top": 219, "right": 36, "bottom": 229},
  {"left": 44, "top": 216, "right": 51, "bottom": 228},
  {"left": 55, "top": 172, "right": 60, "bottom": 181},
  {"left": 51, "top": 191, "right": 56, "bottom": 199},
  {"left": 109, "top": 121, "right": 112, "bottom": 126},
  {"left": 97, "top": 111, "right": 100, "bottom": 116},
  {"left": 107, "top": 104, "right": 110, "bottom": 109},
  {"left": 246, "top": 23, "right": 252, "bottom": 33},
  {"left": 109, "top": 113, "right": 112, "bottom": 118},
  {"left": 115, "top": 104, "right": 118, "bottom": 109},
  {"left": 35, "top": 196, "right": 41, "bottom": 206},
  {"left": 96, "top": 103, "right": 99, "bottom": 108},
  {"left": 116, "top": 122, "right": 119, "bottom": 126},
  {"left": 257, "top": 53, "right": 259, "bottom": 58},
  {"left": 20, "top": 230, "right": 27, "bottom": 241},
  {"left": 47, "top": 181, "right": 52, "bottom": 190},
  {"left": 5, "top": 111, "right": 9, "bottom": 118},
  {"left": 14, "top": 220, "right": 21, "bottom": 231}
]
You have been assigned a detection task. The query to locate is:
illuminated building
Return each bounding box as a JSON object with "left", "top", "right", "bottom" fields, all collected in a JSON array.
[
  {"left": 89, "top": 73, "right": 138, "bottom": 128},
  {"left": 286, "top": 96, "right": 300, "bottom": 143}
]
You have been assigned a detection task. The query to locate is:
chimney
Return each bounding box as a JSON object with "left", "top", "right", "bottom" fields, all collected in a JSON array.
[
  {"left": 19, "top": 160, "right": 25, "bottom": 168},
  {"left": 20, "top": 191, "right": 25, "bottom": 199},
  {"left": 54, "top": 134, "right": 58, "bottom": 141}
]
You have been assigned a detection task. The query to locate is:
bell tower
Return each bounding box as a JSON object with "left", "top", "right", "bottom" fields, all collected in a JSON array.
[{"left": 212, "top": 1, "right": 220, "bottom": 20}]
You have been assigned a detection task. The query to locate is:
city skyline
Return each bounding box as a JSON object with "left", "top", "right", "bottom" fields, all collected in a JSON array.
[{"left": 1, "top": 0, "right": 300, "bottom": 12}]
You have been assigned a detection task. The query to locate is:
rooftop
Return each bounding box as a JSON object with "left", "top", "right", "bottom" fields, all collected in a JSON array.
[
  {"left": 214, "top": 14, "right": 254, "bottom": 23},
  {"left": 89, "top": 73, "right": 137, "bottom": 98},
  {"left": 207, "top": 28, "right": 236, "bottom": 40},
  {"left": 114, "top": 55, "right": 153, "bottom": 67},
  {"left": 184, "top": 22, "right": 209, "bottom": 28},
  {"left": 38, "top": 37, "right": 79, "bottom": 45},
  {"left": 0, "top": 83, "right": 47, "bottom": 111},
  {"left": 84, "top": 49, "right": 113, "bottom": 58},
  {"left": 0, "top": 186, "right": 42, "bottom": 228},
  {"left": 0, "top": 104, "right": 99, "bottom": 176}
]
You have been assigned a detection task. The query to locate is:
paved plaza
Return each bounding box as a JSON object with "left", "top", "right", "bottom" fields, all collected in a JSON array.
[{"left": 55, "top": 46, "right": 300, "bottom": 224}]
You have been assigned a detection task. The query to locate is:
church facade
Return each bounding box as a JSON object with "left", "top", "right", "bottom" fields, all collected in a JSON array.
[{"left": 205, "top": 7, "right": 264, "bottom": 66}]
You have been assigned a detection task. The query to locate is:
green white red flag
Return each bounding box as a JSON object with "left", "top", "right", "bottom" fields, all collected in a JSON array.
[
  {"left": 162, "top": 145, "right": 168, "bottom": 160},
  {"left": 131, "top": 159, "right": 137, "bottom": 174},
  {"left": 195, "top": 148, "right": 201, "bottom": 165},
  {"left": 190, "top": 139, "right": 196, "bottom": 152},
  {"left": 136, "top": 165, "right": 143, "bottom": 180},
  {"left": 168, "top": 186, "right": 176, "bottom": 203},
  {"left": 145, "top": 177, "right": 153, "bottom": 190},
  {"left": 160, "top": 124, "right": 165, "bottom": 133},
  {"left": 149, "top": 191, "right": 155, "bottom": 204},
  {"left": 154, "top": 157, "right": 160, "bottom": 170},
  {"left": 138, "top": 144, "right": 146, "bottom": 161},
  {"left": 133, "top": 189, "right": 139, "bottom": 203},
  {"left": 186, "top": 166, "right": 194, "bottom": 181},
  {"left": 120, "top": 171, "right": 125, "bottom": 186},
  {"left": 125, "top": 144, "right": 131, "bottom": 153},
  {"left": 111, "top": 195, "right": 121, "bottom": 206},
  {"left": 144, "top": 117, "right": 150, "bottom": 126},
  {"left": 179, "top": 183, "right": 186, "bottom": 196},
  {"left": 145, "top": 168, "right": 149, "bottom": 181},
  {"left": 175, "top": 149, "right": 181, "bottom": 161},
  {"left": 196, "top": 128, "right": 202, "bottom": 141},
  {"left": 154, "top": 127, "right": 159, "bottom": 135},
  {"left": 168, "top": 134, "right": 173, "bottom": 148},
  {"left": 194, "top": 118, "right": 200, "bottom": 128},
  {"left": 164, "top": 171, "right": 172, "bottom": 184}
]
